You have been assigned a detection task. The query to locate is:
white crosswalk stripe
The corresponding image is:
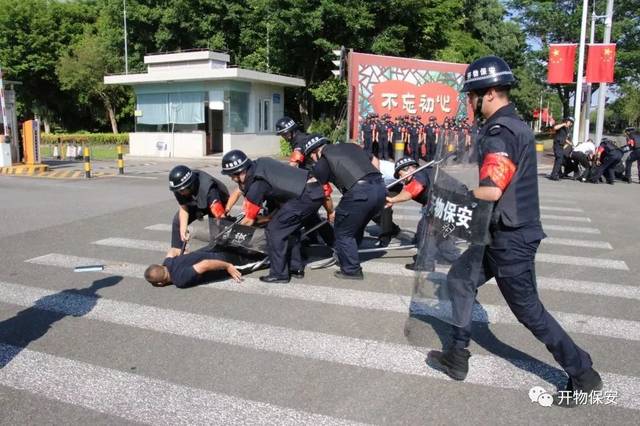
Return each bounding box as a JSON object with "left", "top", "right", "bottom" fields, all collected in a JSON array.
[
  {"left": 1, "top": 282, "right": 639, "bottom": 411},
  {"left": 542, "top": 224, "right": 600, "bottom": 234},
  {"left": 391, "top": 213, "right": 591, "bottom": 223},
  {"left": 0, "top": 343, "right": 359, "bottom": 425},
  {"left": 21, "top": 255, "right": 640, "bottom": 341},
  {"left": 540, "top": 206, "right": 584, "bottom": 213}
]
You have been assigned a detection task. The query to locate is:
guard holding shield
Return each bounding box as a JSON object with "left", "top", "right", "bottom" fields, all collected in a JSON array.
[
  {"left": 427, "top": 56, "right": 601, "bottom": 406},
  {"left": 221, "top": 150, "right": 324, "bottom": 283},
  {"left": 386, "top": 157, "right": 460, "bottom": 271}
]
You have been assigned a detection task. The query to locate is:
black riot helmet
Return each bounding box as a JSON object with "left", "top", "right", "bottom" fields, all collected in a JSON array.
[
  {"left": 169, "top": 165, "right": 195, "bottom": 192},
  {"left": 461, "top": 56, "right": 516, "bottom": 93},
  {"left": 221, "top": 150, "right": 251, "bottom": 175},
  {"left": 275, "top": 116, "right": 298, "bottom": 136},
  {"left": 394, "top": 156, "right": 419, "bottom": 178},
  {"left": 303, "top": 135, "right": 330, "bottom": 157}
]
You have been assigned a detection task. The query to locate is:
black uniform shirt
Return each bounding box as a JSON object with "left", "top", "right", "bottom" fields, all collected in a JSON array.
[
  {"left": 241, "top": 164, "right": 274, "bottom": 207},
  {"left": 162, "top": 250, "right": 229, "bottom": 288},
  {"left": 173, "top": 171, "right": 222, "bottom": 211},
  {"left": 553, "top": 126, "right": 569, "bottom": 147}
]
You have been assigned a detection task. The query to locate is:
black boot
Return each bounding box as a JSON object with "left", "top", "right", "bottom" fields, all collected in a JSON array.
[
  {"left": 427, "top": 348, "right": 471, "bottom": 381},
  {"left": 553, "top": 368, "right": 603, "bottom": 408}
]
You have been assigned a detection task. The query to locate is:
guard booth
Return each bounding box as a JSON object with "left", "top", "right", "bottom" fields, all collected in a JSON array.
[{"left": 0, "top": 78, "right": 20, "bottom": 167}]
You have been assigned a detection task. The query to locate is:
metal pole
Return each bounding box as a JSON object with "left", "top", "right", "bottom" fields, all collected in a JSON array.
[
  {"left": 594, "top": 0, "right": 614, "bottom": 145},
  {"left": 345, "top": 49, "right": 352, "bottom": 144},
  {"left": 266, "top": 23, "right": 270, "bottom": 72},
  {"left": 123, "top": 0, "right": 129, "bottom": 74},
  {"left": 538, "top": 93, "right": 543, "bottom": 132},
  {"left": 571, "top": 0, "right": 589, "bottom": 145},
  {"left": 583, "top": 8, "right": 597, "bottom": 143}
]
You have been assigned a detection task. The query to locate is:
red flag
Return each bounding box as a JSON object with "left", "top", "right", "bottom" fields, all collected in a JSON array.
[
  {"left": 547, "top": 44, "right": 577, "bottom": 83},
  {"left": 586, "top": 44, "right": 616, "bottom": 83}
]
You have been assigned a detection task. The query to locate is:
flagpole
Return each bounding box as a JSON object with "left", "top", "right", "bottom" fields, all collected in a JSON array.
[
  {"left": 572, "top": 0, "right": 589, "bottom": 145},
  {"left": 594, "top": 0, "right": 614, "bottom": 145},
  {"left": 583, "top": 6, "right": 597, "bottom": 143}
]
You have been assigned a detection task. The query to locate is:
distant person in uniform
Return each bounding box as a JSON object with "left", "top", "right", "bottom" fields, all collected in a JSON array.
[
  {"left": 548, "top": 117, "right": 574, "bottom": 180},
  {"left": 623, "top": 127, "right": 640, "bottom": 184}
]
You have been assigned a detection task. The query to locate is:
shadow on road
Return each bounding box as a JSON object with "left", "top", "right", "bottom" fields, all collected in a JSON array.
[
  {"left": 0, "top": 276, "right": 123, "bottom": 368},
  {"left": 404, "top": 302, "right": 567, "bottom": 388}
]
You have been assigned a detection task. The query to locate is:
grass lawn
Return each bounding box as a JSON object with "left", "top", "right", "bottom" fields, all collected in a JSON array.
[{"left": 41, "top": 144, "right": 129, "bottom": 161}]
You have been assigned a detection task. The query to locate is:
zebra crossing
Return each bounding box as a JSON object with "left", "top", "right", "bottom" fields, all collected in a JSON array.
[{"left": 2, "top": 189, "right": 639, "bottom": 422}]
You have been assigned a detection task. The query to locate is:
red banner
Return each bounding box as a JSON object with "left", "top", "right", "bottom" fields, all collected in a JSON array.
[
  {"left": 586, "top": 44, "right": 616, "bottom": 83},
  {"left": 547, "top": 44, "right": 577, "bottom": 84},
  {"left": 371, "top": 81, "right": 460, "bottom": 124}
]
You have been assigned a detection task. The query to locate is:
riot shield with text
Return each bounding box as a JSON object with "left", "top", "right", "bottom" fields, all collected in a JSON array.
[
  {"left": 409, "top": 150, "right": 493, "bottom": 328},
  {"left": 209, "top": 218, "right": 268, "bottom": 256}
]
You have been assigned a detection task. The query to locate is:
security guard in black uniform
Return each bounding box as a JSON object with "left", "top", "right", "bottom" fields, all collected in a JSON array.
[
  {"left": 427, "top": 56, "right": 602, "bottom": 406},
  {"left": 590, "top": 138, "right": 623, "bottom": 184},
  {"left": 548, "top": 117, "right": 574, "bottom": 180},
  {"left": 624, "top": 127, "right": 640, "bottom": 183},
  {"left": 386, "top": 157, "right": 460, "bottom": 270},
  {"left": 275, "top": 116, "right": 335, "bottom": 247},
  {"left": 376, "top": 114, "right": 390, "bottom": 160},
  {"left": 360, "top": 114, "right": 375, "bottom": 155},
  {"left": 303, "top": 139, "right": 386, "bottom": 279},
  {"left": 221, "top": 150, "right": 324, "bottom": 283},
  {"left": 406, "top": 117, "right": 420, "bottom": 162},
  {"left": 168, "top": 165, "right": 229, "bottom": 257},
  {"left": 425, "top": 116, "right": 439, "bottom": 162}
]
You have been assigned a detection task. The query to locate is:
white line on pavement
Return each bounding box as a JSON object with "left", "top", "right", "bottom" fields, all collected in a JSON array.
[
  {"left": 540, "top": 206, "right": 584, "bottom": 213},
  {"left": 542, "top": 224, "right": 600, "bottom": 234},
  {"left": 391, "top": 213, "right": 591, "bottom": 223},
  {"left": 534, "top": 253, "right": 628, "bottom": 270},
  {"left": 20, "top": 256, "right": 640, "bottom": 340},
  {"left": 543, "top": 238, "right": 612, "bottom": 249},
  {"left": 1, "top": 283, "right": 639, "bottom": 411},
  {"left": 0, "top": 343, "right": 360, "bottom": 425}
]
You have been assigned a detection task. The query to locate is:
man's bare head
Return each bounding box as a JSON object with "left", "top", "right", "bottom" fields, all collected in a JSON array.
[{"left": 144, "top": 264, "right": 171, "bottom": 287}]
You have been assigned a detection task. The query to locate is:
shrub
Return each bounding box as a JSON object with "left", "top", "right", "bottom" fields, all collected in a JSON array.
[{"left": 42, "top": 133, "right": 129, "bottom": 145}]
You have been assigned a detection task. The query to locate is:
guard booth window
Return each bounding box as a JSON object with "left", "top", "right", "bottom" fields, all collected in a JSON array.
[{"left": 258, "top": 99, "right": 271, "bottom": 132}]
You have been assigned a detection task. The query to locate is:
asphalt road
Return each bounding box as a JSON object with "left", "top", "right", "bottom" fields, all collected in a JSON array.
[{"left": 0, "top": 159, "right": 639, "bottom": 425}]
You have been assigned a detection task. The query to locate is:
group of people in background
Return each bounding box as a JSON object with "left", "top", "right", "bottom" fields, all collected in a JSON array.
[
  {"left": 359, "top": 113, "right": 477, "bottom": 164},
  {"left": 548, "top": 119, "right": 640, "bottom": 185}
]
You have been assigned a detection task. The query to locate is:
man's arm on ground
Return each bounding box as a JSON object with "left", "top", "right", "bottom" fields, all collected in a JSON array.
[{"left": 193, "top": 259, "right": 242, "bottom": 282}]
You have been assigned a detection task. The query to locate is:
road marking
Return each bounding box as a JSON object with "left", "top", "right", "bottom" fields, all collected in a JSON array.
[
  {"left": 21, "top": 256, "right": 640, "bottom": 340},
  {"left": 543, "top": 238, "right": 612, "bottom": 249},
  {"left": 540, "top": 206, "right": 584, "bottom": 213},
  {"left": 542, "top": 224, "right": 600, "bottom": 234},
  {"left": 94, "top": 238, "right": 167, "bottom": 252},
  {"left": 391, "top": 213, "right": 591, "bottom": 224},
  {"left": 145, "top": 224, "right": 173, "bottom": 232},
  {"left": 1, "top": 283, "right": 639, "bottom": 411},
  {"left": 0, "top": 343, "right": 360, "bottom": 425},
  {"left": 535, "top": 253, "right": 628, "bottom": 270}
]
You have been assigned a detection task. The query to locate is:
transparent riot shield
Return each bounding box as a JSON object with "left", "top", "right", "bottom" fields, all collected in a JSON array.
[
  {"left": 189, "top": 217, "right": 268, "bottom": 256},
  {"left": 409, "top": 142, "right": 493, "bottom": 328}
]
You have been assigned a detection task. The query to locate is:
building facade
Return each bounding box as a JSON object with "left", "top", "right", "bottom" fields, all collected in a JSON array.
[{"left": 104, "top": 51, "right": 305, "bottom": 158}]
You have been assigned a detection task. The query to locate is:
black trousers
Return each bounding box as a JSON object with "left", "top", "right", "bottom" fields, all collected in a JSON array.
[
  {"left": 334, "top": 179, "right": 386, "bottom": 274},
  {"left": 265, "top": 184, "right": 324, "bottom": 279},
  {"left": 550, "top": 145, "right": 564, "bottom": 178},
  {"left": 449, "top": 231, "right": 593, "bottom": 378},
  {"left": 591, "top": 152, "right": 622, "bottom": 183},
  {"left": 625, "top": 150, "right": 640, "bottom": 181}
]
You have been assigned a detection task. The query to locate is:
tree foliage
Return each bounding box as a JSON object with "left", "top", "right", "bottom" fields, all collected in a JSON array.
[{"left": 0, "top": 0, "right": 636, "bottom": 132}]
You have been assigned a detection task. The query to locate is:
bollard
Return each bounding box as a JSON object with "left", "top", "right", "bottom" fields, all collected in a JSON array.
[
  {"left": 393, "top": 139, "right": 404, "bottom": 160},
  {"left": 83, "top": 146, "right": 91, "bottom": 179},
  {"left": 536, "top": 141, "right": 544, "bottom": 164},
  {"left": 117, "top": 144, "right": 124, "bottom": 174}
]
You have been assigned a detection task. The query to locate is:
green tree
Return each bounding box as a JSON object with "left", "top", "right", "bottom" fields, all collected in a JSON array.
[{"left": 57, "top": 32, "right": 129, "bottom": 133}]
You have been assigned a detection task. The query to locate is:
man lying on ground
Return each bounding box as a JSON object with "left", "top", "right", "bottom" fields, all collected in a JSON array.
[{"left": 144, "top": 247, "right": 254, "bottom": 288}]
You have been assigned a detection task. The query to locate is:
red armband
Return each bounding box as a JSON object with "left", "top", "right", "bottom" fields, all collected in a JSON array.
[
  {"left": 597, "top": 146, "right": 605, "bottom": 155},
  {"left": 289, "top": 150, "right": 305, "bottom": 164},
  {"left": 404, "top": 179, "right": 425, "bottom": 199},
  {"left": 628, "top": 138, "right": 635, "bottom": 148},
  {"left": 322, "top": 183, "right": 333, "bottom": 197},
  {"left": 243, "top": 199, "right": 261, "bottom": 220},
  {"left": 479, "top": 153, "right": 516, "bottom": 191},
  {"left": 209, "top": 201, "right": 226, "bottom": 219}
]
